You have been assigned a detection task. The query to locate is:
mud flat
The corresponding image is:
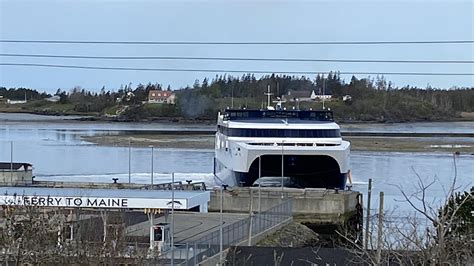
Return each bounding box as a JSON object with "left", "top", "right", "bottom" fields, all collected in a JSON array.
[
  {"left": 82, "top": 134, "right": 474, "bottom": 154},
  {"left": 82, "top": 134, "right": 214, "bottom": 149},
  {"left": 346, "top": 136, "right": 474, "bottom": 153}
]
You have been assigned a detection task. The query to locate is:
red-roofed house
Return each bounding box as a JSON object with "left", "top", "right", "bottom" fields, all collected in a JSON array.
[{"left": 148, "top": 90, "right": 176, "bottom": 104}]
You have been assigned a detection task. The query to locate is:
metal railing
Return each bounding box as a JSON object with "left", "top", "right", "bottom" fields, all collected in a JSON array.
[{"left": 167, "top": 200, "right": 293, "bottom": 265}]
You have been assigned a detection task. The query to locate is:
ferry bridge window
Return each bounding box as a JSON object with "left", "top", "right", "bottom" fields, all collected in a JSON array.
[
  {"left": 223, "top": 110, "right": 334, "bottom": 121},
  {"left": 224, "top": 128, "right": 340, "bottom": 138}
]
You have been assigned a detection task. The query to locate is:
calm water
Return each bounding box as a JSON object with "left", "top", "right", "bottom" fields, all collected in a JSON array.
[{"left": 0, "top": 113, "right": 473, "bottom": 215}]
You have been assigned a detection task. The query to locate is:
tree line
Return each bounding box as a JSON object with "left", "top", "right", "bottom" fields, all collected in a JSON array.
[{"left": 1, "top": 73, "right": 473, "bottom": 122}]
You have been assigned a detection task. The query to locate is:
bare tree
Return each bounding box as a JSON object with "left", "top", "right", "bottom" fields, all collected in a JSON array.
[
  {"left": 1, "top": 203, "right": 152, "bottom": 264},
  {"left": 337, "top": 155, "right": 473, "bottom": 265},
  {"left": 0, "top": 204, "right": 68, "bottom": 264}
]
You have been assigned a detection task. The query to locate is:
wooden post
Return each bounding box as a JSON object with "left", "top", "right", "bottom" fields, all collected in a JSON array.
[
  {"left": 376, "top": 191, "right": 384, "bottom": 265},
  {"left": 364, "top": 178, "right": 372, "bottom": 249},
  {"left": 149, "top": 213, "right": 155, "bottom": 249}
]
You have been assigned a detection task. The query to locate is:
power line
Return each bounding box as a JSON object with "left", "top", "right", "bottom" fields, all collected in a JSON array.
[
  {"left": 1, "top": 63, "right": 473, "bottom": 76},
  {"left": 1, "top": 39, "right": 473, "bottom": 45},
  {"left": 1, "top": 53, "right": 472, "bottom": 64}
]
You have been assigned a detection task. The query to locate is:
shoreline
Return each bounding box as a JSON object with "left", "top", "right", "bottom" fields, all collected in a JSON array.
[
  {"left": 82, "top": 134, "right": 474, "bottom": 154},
  {"left": 1, "top": 111, "right": 472, "bottom": 124}
]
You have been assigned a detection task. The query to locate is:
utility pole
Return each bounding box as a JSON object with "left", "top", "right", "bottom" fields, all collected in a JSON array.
[
  {"left": 364, "top": 178, "right": 372, "bottom": 249},
  {"left": 128, "top": 138, "right": 132, "bottom": 183},
  {"left": 376, "top": 191, "right": 384, "bottom": 265}
]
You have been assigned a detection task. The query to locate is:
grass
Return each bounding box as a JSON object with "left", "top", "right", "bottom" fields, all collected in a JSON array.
[
  {"left": 0, "top": 100, "right": 97, "bottom": 116},
  {"left": 103, "top": 105, "right": 123, "bottom": 116}
]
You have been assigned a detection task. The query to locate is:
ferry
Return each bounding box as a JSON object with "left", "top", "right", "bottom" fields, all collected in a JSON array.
[{"left": 214, "top": 95, "right": 350, "bottom": 189}]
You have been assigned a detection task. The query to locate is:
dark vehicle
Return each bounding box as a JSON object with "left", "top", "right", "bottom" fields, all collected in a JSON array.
[{"left": 252, "top": 176, "right": 302, "bottom": 188}]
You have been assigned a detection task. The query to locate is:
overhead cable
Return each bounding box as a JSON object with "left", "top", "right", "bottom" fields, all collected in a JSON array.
[
  {"left": 1, "top": 39, "right": 473, "bottom": 45},
  {"left": 1, "top": 63, "right": 473, "bottom": 76},
  {"left": 1, "top": 53, "right": 472, "bottom": 64}
]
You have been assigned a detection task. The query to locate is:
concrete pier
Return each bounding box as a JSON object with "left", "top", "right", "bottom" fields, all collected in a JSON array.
[{"left": 209, "top": 187, "right": 361, "bottom": 224}]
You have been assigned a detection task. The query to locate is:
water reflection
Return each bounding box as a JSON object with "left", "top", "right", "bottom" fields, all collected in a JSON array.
[{"left": 351, "top": 152, "right": 473, "bottom": 214}]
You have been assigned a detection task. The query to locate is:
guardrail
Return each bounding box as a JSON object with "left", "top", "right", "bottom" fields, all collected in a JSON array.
[{"left": 164, "top": 200, "right": 293, "bottom": 265}]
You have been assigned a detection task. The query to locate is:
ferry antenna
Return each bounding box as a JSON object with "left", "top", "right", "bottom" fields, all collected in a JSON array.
[{"left": 264, "top": 85, "right": 273, "bottom": 109}]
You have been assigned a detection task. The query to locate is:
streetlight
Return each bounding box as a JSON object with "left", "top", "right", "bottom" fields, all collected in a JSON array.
[
  {"left": 150, "top": 145, "right": 154, "bottom": 187},
  {"left": 10, "top": 141, "right": 13, "bottom": 184},
  {"left": 281, "top": 140, "right": 284, "bottom": 199},
  {"left": 258, "top": 156, "right": 262, "bottom": 214}
]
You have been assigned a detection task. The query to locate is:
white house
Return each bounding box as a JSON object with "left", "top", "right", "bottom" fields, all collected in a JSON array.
[
  {"left": 7, "top": 99, "right": 27, "bottom": 104},
  {"left": 45, "top": 95, "right": 61, "bottom": 102}
]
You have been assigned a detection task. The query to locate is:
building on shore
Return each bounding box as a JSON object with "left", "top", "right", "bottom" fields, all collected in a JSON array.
[
  {"left": 6, "top": 92, "right": 28, "bottom": 104},
  {"left": 45, "top": 95, "right": 61, "bottom": 102},
  {"left": 283, "top": 90, "right": 332, "bottom": 102},
  {"left": 148, "top": 90, "right": 176, "bottom": 104},
  {"left": 6, "top": 99, "right": 27, "bottom": 104},
  {"left": 0, "top": 162, "right": 33, "bottom": 185},
  {"left": 283, "top": 90, "right": 315, "bottom": 102}
]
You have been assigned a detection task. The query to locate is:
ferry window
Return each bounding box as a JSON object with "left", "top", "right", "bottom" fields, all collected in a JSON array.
[{"left": 225, "top": 128, "right": 340, "bottom": 138}]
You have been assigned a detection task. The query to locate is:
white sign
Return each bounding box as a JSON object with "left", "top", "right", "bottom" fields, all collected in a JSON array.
[{"left": 0, "top": 195, "right": 188, "bottom": 209}]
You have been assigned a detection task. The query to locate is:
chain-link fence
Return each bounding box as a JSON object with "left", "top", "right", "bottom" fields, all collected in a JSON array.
[{"left": 165, "top": 200, "right": 293, "bottom": 265}]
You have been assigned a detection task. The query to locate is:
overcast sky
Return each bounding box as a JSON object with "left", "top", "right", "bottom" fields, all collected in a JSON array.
[{"left": 0, "top": 0, "right": 473, "bottom": 93}]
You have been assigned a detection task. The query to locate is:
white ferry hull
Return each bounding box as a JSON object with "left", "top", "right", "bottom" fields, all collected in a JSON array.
[{"left": 214, "top": 134, "right": 350, "bottom": 188}]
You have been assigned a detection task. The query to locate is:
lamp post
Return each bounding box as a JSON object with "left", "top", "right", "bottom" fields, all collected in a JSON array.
[
  {"left": 258, "top": 156, "right": 262, "bottom": 214},
  {"left": 150, "top": 145, "right": 154, "bottom": 186},
  {"left": 281, "top": 140, "right": 284, "bottom": 199},
  {"left": 10, "top": 141, "right": 13, "bottom": 184}
]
